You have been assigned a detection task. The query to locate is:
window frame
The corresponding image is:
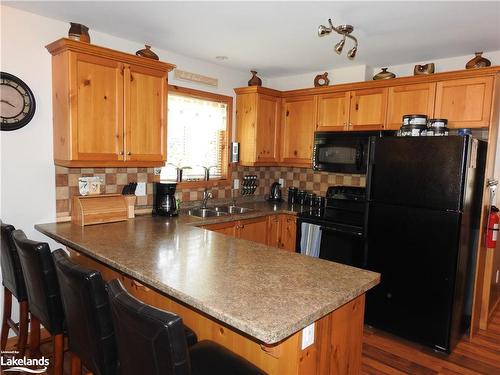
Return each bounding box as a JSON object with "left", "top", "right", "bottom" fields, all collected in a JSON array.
[{"left": 166, "top": 84, "right": 233, "bottom": 190}]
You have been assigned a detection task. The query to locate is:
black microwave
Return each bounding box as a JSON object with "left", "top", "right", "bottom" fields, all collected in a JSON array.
[{"left": 313, "top": 131, "right": 387, "bottom": 174}]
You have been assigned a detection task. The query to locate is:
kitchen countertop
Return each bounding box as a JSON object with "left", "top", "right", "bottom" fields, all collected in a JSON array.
[{"left": 36, "top": 202, "right": 380, "bottom": 345}]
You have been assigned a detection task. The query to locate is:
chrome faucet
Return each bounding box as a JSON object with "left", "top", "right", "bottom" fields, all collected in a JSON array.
[{"left": 200, "top": 188, "right": 213, "bottom": 209}]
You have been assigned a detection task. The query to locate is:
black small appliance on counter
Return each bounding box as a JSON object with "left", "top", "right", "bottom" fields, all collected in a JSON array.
[
  {"left": 268, "top": 182, "right": 282, "bottom": 202},
  {"left": 153, "top": 182, "right": 178, "bottom": 216}
]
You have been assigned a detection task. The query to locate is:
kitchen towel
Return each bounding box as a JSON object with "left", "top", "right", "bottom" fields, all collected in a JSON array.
[{"left": 300, "top": 223, "right": 322, "bottom": 258}]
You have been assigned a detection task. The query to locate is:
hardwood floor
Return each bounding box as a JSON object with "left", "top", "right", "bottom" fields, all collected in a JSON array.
[{"left": 362, "top": 306, "right": 500, "bottom": 375}]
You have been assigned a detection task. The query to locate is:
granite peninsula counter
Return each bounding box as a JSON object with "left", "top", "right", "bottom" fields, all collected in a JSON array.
[{"left": 36, "top": 213, "right": 380, "bottom": 374}]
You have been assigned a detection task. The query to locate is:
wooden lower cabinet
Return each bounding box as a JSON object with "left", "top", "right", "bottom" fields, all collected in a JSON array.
[
  {"left": 237, "top": 216, "right": 269, "bottom": 244},
  {"left": 67, "top": 248, "right": 366, "bottom": 375},
  {"left": 204, "top": 214, "right": 296, "bottom": 251}
]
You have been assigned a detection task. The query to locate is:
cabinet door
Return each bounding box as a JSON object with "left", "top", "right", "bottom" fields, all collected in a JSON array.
[
  {"left": 280, "top": 215, "right": 297, "bottom": 252},
  {"left": 434, "top": 77, "right": 493, "bottom": 128},
  {"left": 256, "top": 94, "right": 280, "bottom": 163},
  {"left": 125, "top": 65, "right": 167, "bottom": 162},
  {"left": 237, "top": 217, "right": 269, "bottom": 245},
  {"left": 73, "top": 53, "right": 124, "bottom": 161},
  {"left": 202, "top": 221, "right": 237, "bottom": 237},
  {"left": 236, "top": 93, "right": 258, "bottom": 164},
  {"left": 349, "top": 88, "right": 388, "bottom": 131},
  {"left": 386, "top": 83, "right": 436, "bottom": 130},
  {"left": 267, "top": 215, "right": 281, "bottom": 248},
  {"left": 317, "top": 92, "right": 350, "bottom": 131},
  {"left": 281, "top": 96, "right": 317, "bottom": 166}
]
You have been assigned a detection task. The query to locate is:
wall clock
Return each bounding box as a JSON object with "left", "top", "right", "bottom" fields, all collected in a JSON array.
[{"left": 1, "top": 72, "right": 36, "bottom": 131}]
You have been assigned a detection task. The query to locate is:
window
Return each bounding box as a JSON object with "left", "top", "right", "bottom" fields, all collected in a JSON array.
[{"left": 161, "top": 86, "right": 232, "bottom": 185}]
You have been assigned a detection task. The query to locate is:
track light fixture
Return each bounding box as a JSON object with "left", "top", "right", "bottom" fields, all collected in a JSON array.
[{"left": 318, "top": 18, "right": 358, "bottom": 59}]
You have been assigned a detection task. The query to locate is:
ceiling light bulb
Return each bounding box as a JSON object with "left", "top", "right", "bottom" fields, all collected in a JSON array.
[
  {"left": 347, "top": 46, "right": 357, "bottom": 59},
  {"left": 318, "top": 25, "right": 331, "bottom": 37},
  {"left": 334, "top": 38, "right": 345, "bottom": 54}
]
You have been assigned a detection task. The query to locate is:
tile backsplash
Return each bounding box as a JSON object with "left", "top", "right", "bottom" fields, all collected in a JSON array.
[{"left": 55, "top": 165, "right": 364, "bottom": 217}]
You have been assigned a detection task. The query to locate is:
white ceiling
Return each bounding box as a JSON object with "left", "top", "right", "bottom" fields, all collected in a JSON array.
[{"left": 5, "top": 1, "right": 500, "bottom": 77}]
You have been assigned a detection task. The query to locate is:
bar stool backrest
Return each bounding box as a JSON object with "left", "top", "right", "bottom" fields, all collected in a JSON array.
[
  {"left": 12, "top": 230, "right": 64, "bottom": 335},
  {"left": 106, "top": 279, "right": 191, "bottom": 375},
  {"left": 0, "top": 221, "right": 27, "bottom": 301},
  {"left": 53, "top": 249, "right": 118, "bottom": 375}
]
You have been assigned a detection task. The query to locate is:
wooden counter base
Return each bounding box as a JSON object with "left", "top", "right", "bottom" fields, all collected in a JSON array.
[{"left": 68, "top": 248, "right": 365, "bottom": 375}]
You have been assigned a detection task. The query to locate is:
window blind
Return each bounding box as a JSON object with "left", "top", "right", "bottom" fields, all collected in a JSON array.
[{"left": 161, "top": 94, "right": 228, "bottom": 181}]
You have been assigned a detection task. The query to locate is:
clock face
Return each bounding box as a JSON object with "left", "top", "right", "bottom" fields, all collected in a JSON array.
[{"left": 1, "top": 72, "right": 36, "bottom": 131}]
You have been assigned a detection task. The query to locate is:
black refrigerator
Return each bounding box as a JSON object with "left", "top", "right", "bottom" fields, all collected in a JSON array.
[{"left": 365, "top": 136, "right": 487, "bottom": 353}]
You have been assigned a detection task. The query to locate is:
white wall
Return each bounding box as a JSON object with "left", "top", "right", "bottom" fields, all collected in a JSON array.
[
  {"left": 0, "top": 4, "right": 248, "bottom": 332},
  {"left": 267, "top": 64, "right": 370, "bottom": 91}
]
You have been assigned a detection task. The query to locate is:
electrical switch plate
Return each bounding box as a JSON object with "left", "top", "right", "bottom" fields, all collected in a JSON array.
[
  {"left": 279, "top": 178, "right": 284, "bottom": 187},
  {"left": 301, "top": 322, "right": 315, "bottom": 349},
  {"left": 135, "top": 182, "right": 146, "bottom": 197},
  {"left": 233, "top": 179, "right": 240, "bottom": 189}
]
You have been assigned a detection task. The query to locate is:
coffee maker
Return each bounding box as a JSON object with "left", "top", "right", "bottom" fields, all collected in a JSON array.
[{"left": 153, "top": 182, "right": 178, "bottom": 216}]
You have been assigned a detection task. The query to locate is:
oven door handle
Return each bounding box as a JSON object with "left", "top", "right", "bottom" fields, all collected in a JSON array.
[{"left": 319, "top": 226, "right": 363, "bottom": 237}]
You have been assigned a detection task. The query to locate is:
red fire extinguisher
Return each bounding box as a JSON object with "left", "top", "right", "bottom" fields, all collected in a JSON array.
[{"left": 487, "top": 206, "right": 500, "bottom": 248}]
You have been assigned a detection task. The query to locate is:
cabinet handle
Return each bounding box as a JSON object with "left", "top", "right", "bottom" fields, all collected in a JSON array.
[
  {"left": 127, "top": 151, "right": 132, "bottom": 156},
  {"left": 355, "top": 103, "right": 359, "bottom": 111},
  {"left": 286, "top": 110, "right": 290, "bottom": 117},
  {"left": 119, "top": 151, "right": 124, "bottom": 155}
]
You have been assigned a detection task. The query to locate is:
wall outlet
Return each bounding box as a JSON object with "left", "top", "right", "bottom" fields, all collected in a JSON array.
[
  {"left": 233, "top": 179, "right": 240, "bottom": 189},
  {"left": 279, "top": 178, "right": 284, "bottom": 187},
  {"left": 135, "top": 182, "right": 146, "bottom": 197},
  {"left": 154, "top": 168, "right": 162, "bottom": 176},
  {"left": 301, "top": 322, "right": 315, "bottom": 350}
]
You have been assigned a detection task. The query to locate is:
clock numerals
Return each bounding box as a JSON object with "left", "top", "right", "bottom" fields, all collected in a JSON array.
[{"left": 1, "top": 72, "right": 36, "bottom": 131}]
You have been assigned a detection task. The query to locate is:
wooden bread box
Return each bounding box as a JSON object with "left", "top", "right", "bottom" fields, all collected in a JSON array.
[{"left": 72, "top": 194, "right": 128, "bottom": 226}]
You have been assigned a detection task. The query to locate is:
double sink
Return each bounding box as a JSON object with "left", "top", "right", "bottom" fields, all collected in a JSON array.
[{"left": 187, "top": 205, "right": 254, "bottom": 218}]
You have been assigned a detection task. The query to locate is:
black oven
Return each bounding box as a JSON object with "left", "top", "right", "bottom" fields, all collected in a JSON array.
[
  {"left": 296, "top": 186, "right": 368, "bottom": 269},
  {"left": 313, "top": 131, "right": 383, "bottom": 174}
]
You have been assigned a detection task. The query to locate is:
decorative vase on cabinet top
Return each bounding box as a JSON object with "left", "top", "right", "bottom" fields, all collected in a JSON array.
[
  {"left": 373, "top": 68, "right": 396, "bottom": 80},
  {"left": 248, "top": 70, "right": 263, "bottom": 86},
  {"left": 466, "top": 52, "right": 491, "bottom": 69}
]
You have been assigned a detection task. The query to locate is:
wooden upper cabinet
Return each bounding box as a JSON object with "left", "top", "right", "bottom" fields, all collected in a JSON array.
[
  {"left": 46, "top": 38, "right": 174, "bottom": 167},
  {"left": 281, "top": 95, "right": 317, "bottom": 166},
  {"left": 317, "top": 92, "right": 350, "bottom": 131},
  {"left": 434, "top": 76, "right": 494, "bottom": 128},
  {"left": 235, "top": 87, "right": 281, "bottom": 166},
  {"left": 73, "top": 53, "right": 124, "bottom": 161},
  {"left": 349, "top": 88, "right": 388, "bottom": 131},
  {"left": 255, "top": 94, "right": 280, "bottom": 163},
  {"left": 386, "top": 83, "right": 436, "bottom": 130},
  {"left": 125, "top": 64, "right": 166, "bottom": 162}
]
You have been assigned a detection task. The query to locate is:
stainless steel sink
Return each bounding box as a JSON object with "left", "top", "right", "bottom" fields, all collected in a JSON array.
[
  {"left": 187, "top": 208, "right": 228, "bottom": 218},
  {"left": 213, "top": 205, "right": 254, "bottom": 214},
  {"left": 186, "top": 205, "right": 254, "bottom": 218}
]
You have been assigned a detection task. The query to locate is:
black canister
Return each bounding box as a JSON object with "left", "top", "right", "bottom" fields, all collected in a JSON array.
[
  {"left": 305, "top": 193, "right": 316, "bottom": 206},
  {"left": 287, "top": 187, "right": 298, "bottom": 204},
  {"left": 297, "top": 190, "right": 306, "bottom": 205},
  {"left": 314, "top": 196, "right": 325, "bottom": 208}
]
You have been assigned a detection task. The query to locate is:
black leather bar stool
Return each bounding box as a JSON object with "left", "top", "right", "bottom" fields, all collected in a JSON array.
[
  {"left": 52, "top": 249, "right": 118, "bottom": 375},
  {"left": 106, "top": 279, "right": 266, "bottom": 375},
  {"left": 0, "top": 221, "right": 29, "bottom": 357},
  {"left": 12, "top": 230, "right": 65, "bottom": 375}
]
